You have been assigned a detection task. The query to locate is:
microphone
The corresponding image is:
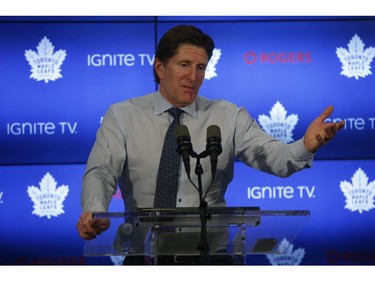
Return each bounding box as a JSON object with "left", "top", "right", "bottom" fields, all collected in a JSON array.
[
  {"left": 206, "top": 125, "right": 222, "bottom": 177},
  {"left": 174, "top": 124, "right": 193, "bottom": 177}
]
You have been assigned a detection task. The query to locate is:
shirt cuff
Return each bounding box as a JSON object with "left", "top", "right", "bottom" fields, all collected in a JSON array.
[{"left": 293, "top": 137, "right": 315, "bottom": 161}]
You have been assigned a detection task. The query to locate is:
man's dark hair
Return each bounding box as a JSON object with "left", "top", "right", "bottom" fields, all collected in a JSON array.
[{"left": 153, "top": 25, "right": 215, "bottom": 83}]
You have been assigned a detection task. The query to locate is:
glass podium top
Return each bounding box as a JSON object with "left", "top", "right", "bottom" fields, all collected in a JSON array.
[{"left": 84, "top": 207, "right": 310, "bottom": 258}]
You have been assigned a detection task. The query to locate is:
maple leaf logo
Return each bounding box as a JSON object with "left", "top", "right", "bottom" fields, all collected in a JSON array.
[
  {"left": 205, "top": 48, "right": 221, "bottom": 80},
  {"left": 336, "top": 34, "right": 375, "bottom": 80},
  {"left": 110, "top": 256, "right": 125, "bottom": 265},
  {"left": 27, "top": 172, "right": 69, "bottom": 219},
  {"left": 25, "top": 36, "right": 67, "bottom": 83},
  {"left": 266, "top": 238, "right": 305, "bottom": 265},
  {"left": 258, "top": 101, "right": 298, "bottom": 143},
  {"left": 340, "top": 168, "right": 375, "bottom": 214}
]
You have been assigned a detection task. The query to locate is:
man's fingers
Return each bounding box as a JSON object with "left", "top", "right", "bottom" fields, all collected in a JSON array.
[
  {"left": 325, "top": 120, "right": 345, "bottom": 140},
  {"left": 77, "top": 212, "right": 110, "bottom": 240},
  {"left": 336, "top": 120, "right": 345, "bottom": 130},
  {"left": 76, "top": 214, "right": 100, "bottom": 240},
  {"left": 319, "top": 105, "right": 334, "bottom": 122},
  {"left": 324, "top": 124, "right": 336, "bottom": 140},
  {"left": 92, "top": 218, "right": 110, "bottom": 230}
]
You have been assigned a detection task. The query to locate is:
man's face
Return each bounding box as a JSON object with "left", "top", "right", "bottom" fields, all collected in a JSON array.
[{"left": 154, "top": 44, "right": 209, "bottom": 108}]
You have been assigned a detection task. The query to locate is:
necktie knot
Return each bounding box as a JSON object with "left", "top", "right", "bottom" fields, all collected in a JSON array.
[{"left": 168, "top": 108, "right": 183, "bottom": 123}]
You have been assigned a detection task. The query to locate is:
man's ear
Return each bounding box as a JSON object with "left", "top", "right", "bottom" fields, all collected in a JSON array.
[{"left": 154, "top": 58, "right": 164, "bottom": 80}]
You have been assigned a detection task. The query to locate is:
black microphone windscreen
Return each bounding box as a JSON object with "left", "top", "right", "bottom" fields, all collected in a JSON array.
[
  {"left": 206, "top": 125, "right": 221, "bottom": 141},
  {"left": 175, "top": 124, "right": 191, "bottom": 140}
]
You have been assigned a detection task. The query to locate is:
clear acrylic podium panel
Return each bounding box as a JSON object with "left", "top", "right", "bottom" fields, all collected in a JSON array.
[{"left": 83, "top": 207, "right": 310, "bottom": 259}]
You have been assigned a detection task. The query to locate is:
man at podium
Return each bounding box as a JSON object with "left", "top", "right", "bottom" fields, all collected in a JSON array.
[{"left": 76, "top": 24, "right": 345, "bottom": 265}]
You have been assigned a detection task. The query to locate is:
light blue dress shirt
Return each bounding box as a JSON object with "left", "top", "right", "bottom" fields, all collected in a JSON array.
[{"left": 81, "top": 90, "right": 314, "bottom": 213}]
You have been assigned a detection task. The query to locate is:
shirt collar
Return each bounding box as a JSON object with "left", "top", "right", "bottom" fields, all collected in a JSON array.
[{"left": 153, "top": 90, "right": 197, "bottom": 117}]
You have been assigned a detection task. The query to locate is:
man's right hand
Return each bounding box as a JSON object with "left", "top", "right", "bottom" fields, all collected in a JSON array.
[{"left": 76, "top": 211, "right": 110, "bottom": 240}]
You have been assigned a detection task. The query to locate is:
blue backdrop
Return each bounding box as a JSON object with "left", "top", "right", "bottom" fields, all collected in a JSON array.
[{"left": 0, "top": 16, "right": 374, "bottom": 265}]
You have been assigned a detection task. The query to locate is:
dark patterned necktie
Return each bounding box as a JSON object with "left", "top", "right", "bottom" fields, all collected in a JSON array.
[{"left": 154, "top": 108, "right": 183, "bottom": 208}]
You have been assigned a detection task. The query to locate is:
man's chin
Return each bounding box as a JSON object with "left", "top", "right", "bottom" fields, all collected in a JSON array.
[
  {"left": 181, "top": 97, "right": 196, "bottom": 106},
  {"left": 181, "top": 92, "right": 197, "bottom": 102}
]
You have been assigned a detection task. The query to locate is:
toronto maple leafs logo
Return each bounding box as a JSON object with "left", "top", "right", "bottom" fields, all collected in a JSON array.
[
  {"left": 258, "top": 101, "right": 298, "bottom": 143},
  {"left": 205, "top": 48, "right": 221, "bottom": 80},
  {"left": 336, "top": 34, "right": 375, "bottom": 80},
  {"left": 110, "top": 256, "right": 125, "bottom": 265},
  {"left": 340, "top": 168, "right": 375, "bottom": 214},
  {"left": 27, "top": 172, "right": 69, "bottom": 219},
  {"left": 25, "top": 36, "right": 67, "bottom": 83},
  {"left": 266, "top": 238, "right": 305, "bottom": 265}
]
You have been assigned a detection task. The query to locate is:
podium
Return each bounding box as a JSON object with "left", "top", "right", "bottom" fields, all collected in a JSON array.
[{"left": 83, "top": 207, "right": 310, "bottom": 265}]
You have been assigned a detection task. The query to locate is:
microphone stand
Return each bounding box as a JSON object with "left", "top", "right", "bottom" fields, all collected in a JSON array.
[
  {"left": 175, "top": 124, "right": 221, "bottom": 265},
  {"left": 191, "top": 151, "right": 210, "bottom": 265}
]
